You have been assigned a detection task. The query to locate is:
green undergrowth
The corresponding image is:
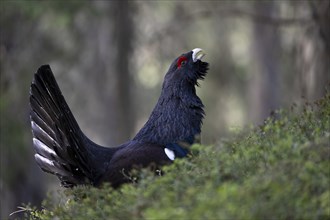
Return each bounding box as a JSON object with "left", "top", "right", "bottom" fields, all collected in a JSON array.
[{"left": 26, "top": 94, "right": 330, "bottom": 220}]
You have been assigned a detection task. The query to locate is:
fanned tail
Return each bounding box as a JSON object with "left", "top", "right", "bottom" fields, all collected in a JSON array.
[{"left": 30, "top": 65, "right": 97, "bottom": 187}]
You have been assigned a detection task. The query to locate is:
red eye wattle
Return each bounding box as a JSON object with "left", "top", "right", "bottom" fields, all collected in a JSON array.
[{"left": 177, "top": 56, "right": 187, "bottom": 68}]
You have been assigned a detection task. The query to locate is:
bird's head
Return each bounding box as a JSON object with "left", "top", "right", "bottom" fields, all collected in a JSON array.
[
  {"left": 134, "top": 48, "right": 208, "bottom": 144},
  {"left": 164, "top": 48, "right": 209, "bottom": 87}
]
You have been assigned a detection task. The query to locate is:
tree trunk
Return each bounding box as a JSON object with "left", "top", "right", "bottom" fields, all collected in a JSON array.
[
  {"left": 249, "top": 1, "right": 280, "bottom": 124},
  {"left": 111, "top": 1, "right": 136, "bottom": 143}
]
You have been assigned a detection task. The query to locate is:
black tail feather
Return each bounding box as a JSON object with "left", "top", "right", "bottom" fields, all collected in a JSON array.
[{"left": 30, "top": 65, "right": 97, "bottom": 187}]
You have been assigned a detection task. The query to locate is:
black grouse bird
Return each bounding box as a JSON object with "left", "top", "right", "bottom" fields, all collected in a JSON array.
[{"left": 30, "top": 48, "right": 208, "bottom": 188}]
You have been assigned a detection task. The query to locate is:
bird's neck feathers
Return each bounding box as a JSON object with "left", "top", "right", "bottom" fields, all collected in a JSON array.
[{"left": 134, "top": 80, "right": 204, "bottom": 145}]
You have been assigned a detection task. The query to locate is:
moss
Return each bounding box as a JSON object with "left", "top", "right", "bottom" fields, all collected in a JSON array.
[{"left": 27, "top": 94, "right": 330, "bottom": 220}]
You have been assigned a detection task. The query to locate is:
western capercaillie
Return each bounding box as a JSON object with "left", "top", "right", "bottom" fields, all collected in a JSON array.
[{"left": 30, "top": 48, "right": 208, "bottom": 188}]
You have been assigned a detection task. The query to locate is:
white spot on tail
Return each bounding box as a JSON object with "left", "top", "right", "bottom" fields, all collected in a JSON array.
[
  {"left": 35, "top": 154, "right": 54, "bottom": 167},
  {"left": 31, "top": 121, "right": 55, "bottom": 142},
  {"left": 164, "top": 148, "right": 175, "bottom": 161},
  {"left": 33, "top": 138, "right": 56, "bottom": 156}
]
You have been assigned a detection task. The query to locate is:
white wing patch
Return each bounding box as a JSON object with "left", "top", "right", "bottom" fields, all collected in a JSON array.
[{"left": 164, "top": 148, "right": 175, "bottom": 161}]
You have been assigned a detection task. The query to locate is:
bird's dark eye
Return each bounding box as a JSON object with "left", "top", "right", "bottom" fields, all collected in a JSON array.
[{"left": 177, "top": 56, "right": 187, "bottom": 68}]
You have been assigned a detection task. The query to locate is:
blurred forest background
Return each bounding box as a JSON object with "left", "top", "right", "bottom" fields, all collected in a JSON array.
[{"left": 0, "top": 0, "right": 329, "bottom": 218}]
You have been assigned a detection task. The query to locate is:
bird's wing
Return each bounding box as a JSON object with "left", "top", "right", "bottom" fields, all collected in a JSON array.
[
  {"left": 30, "top": 65, "right": 115, "bottom": 187},
  {"left": 98, "top": 142, "right": 172, "bottom": 188}
]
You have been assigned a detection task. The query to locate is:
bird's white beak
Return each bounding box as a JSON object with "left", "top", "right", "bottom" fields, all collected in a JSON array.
[{"left": 192, "top": 48, "right": 205, "bottom": 62}]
